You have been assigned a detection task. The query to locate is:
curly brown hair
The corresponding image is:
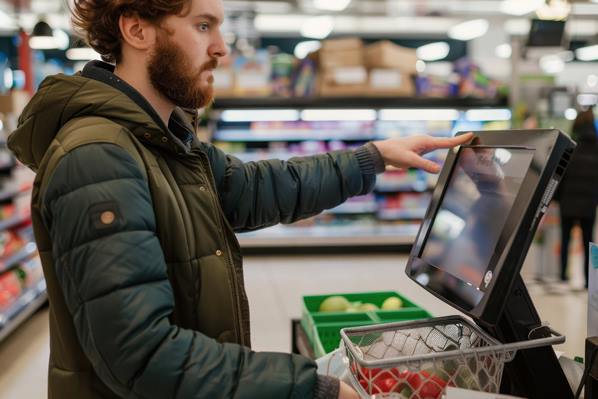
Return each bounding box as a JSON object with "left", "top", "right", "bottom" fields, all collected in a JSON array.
[{"left": 71, "top": 0, "right": 191, "bottom": 63}]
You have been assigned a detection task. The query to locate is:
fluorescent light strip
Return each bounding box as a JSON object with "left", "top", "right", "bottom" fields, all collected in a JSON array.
[
  {"left": 465, "top": 109, "right": 512, "bottom": 121},
  {"left": 576, "top": 45, "right": 598, "bottom": 62},
  {"left": 221, "top": 109, "right": 300, "bottom": 122},
  {"left": 301, "top": 109, "right": 377, "bottom": 121},
  {"left": 66, "top": 47, "right": 101, "bottom": 61},
  {"left": 448, "top": 19, "right": 489, "bottom": 41},
  {"left": 29, "top": 36, "right": 58, "bottom": 50},
  {"left": 379, "top": 109, "right": 459, "bottom": 121}
]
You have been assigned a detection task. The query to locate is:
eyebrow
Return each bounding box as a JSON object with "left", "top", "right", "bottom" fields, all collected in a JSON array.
[{"left": 193, "top": 13, "right": 222, "bottom": 25}]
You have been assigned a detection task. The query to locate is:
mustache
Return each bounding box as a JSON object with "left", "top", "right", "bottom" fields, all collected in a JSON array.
[{"left": 201, "top": 59, "right": 219, "bottom": 72}]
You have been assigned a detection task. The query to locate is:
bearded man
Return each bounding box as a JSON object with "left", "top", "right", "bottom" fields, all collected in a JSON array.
[{"left": 8, "top": 0, "right": 472, "bottom": 397}]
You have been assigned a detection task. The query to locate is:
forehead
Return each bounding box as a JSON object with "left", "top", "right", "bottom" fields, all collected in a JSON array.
[{"left": 188, "top": 0, "right": 225, "bottom": 22}]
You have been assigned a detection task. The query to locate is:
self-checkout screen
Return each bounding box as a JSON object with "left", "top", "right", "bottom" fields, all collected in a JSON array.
[{"left": 421, "top": 147, "right": 535, "bottom": 291}]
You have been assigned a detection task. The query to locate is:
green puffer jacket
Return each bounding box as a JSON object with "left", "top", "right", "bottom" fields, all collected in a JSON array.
[{"left": 8, "top": 61, "right": 379, "bottom": 399}]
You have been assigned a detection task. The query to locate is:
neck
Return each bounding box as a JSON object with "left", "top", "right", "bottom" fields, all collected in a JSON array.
[{"left": 113, "top": 62, "right": 174, "bottom": 126}]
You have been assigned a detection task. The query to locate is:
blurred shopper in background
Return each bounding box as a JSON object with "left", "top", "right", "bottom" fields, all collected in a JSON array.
[{"left": 557, "top": 107, "right": 598, "bottom": 289}]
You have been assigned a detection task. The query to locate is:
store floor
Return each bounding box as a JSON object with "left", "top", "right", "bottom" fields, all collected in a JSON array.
[{"left": 0, "top": 254, "right": 590, "bottom": 398}]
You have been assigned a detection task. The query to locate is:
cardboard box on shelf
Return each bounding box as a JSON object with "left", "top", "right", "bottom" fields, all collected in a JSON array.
[
  {"left": 319, "top": 48, "right": 364, "bottom": 69},
  {"left": 0, "top": 91, "right": 30, "bottom": 114},
  {"left": 321, "top": 37, "right": 364, "bottom": 52},
  {"left": 364, "top": 41, "right": 418, "bottom": 73},
  {"left": 318, "top": 66, "right": 369, "bottom": 97},
  {"left": 213, "top": 68, "right": 236, "bottom": 98},
  {"left": 367, "top": 68, "right": 415, "bottom": 97}
]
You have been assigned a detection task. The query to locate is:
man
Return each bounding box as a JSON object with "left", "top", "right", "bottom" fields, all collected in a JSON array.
[{"left": 8, "top": 0, "right": 472, "bottom": 397}]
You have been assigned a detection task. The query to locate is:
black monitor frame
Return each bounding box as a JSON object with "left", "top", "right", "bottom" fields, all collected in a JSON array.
[
  {"left": 407, "top": 129, "right": 573, "bottom": 326},
  {"left": 406, "top": 129, "right": 576, "bottom": 398}
]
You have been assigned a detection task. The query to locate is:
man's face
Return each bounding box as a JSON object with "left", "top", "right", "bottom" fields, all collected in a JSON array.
[{"left": 147, "top": 0, "right": 227, "bottom": 109}]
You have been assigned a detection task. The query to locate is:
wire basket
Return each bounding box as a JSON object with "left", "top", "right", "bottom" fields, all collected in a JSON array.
[{"left": 340, "top": 315, "right": 564, "bottom": 398}]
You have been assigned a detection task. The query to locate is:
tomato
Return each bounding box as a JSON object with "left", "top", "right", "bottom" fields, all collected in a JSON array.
[{"left": 413, "top": 371, "right": 449, "bottom": 399}]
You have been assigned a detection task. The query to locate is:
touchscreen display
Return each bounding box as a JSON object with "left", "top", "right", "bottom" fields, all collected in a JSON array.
[{"left": 421, "top": 147, "right": 535, "bottom": 290}]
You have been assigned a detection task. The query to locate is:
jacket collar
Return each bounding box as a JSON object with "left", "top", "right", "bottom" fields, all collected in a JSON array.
[{"left": 82, "top": 60, "right": 195, "bottom": 151}]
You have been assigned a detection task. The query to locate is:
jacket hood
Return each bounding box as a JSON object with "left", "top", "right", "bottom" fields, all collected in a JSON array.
[{"left": 8, "top": 62, "right": 192, "bottom": 171}]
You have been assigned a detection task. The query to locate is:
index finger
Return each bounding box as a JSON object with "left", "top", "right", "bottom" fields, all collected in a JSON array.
[{"left": 430, "top": 132, "right": 475, "bottom": 149}]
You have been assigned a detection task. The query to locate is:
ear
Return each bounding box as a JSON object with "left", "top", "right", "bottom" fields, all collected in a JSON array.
[{"left": 118, "top": 14, "right": 156, "bottom": 52}]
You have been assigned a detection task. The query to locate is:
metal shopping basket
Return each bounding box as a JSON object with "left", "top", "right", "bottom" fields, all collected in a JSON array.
[{"left": 340, "top": 315, "right": 565, "bottom": 398}]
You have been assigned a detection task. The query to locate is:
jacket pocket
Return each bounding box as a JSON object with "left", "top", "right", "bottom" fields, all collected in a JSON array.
[{"left": 195, "top": 254, "right": 237, "bottom": 343}]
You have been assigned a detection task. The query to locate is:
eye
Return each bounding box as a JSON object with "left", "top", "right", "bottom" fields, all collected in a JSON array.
[{"left": 197, "top": 22, "right": 210, "bottom": 32}]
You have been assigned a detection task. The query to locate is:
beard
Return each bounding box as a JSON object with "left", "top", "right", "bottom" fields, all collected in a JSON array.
[{"left": 147, "top": 31, "right": 217, "bottom": 110}]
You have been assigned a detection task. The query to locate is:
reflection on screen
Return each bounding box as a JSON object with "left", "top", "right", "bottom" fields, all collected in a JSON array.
[{"left": 421, "top": 147, "right": 535, "bottom": 290}]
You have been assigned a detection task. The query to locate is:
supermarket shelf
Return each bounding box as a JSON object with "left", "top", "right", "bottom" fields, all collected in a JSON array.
[
  {"left": 214, "top": 129, "right": 375, "bottom": 142},
  {"left": 325, "top": 202, "right": 378, "bottom": 215},
  {"left": 0, "top": 242, "right": 37, "bottom": 274},
  {"left": 0, "top": 188, "right": 19, "bottom": 203},
  {"left": 0, "top": 213, "right": 31, "bottom": 232},
  {"left": 374, "top": 186, "right": 433, "bottom": 194},
  {"left": 0, "top": 279, "right": 47, "bottom": 343},
  {"left": 377, "top": 209, "right": 427, "bottom": 221},
  {"left": 237, "top": 223, "right": 420, "bottom": 248},
  {"left": 213, "top": 96, "right": 508, "bottom": 110}
]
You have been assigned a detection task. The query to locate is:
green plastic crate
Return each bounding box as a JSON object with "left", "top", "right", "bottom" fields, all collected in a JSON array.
[{"left": 301, "top": 291, "right": 432, "bottom": 358}]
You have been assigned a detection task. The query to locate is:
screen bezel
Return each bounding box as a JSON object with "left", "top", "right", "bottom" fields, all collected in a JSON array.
[{"left": 407, "top": 144, "right": 537, "bottom": 313}]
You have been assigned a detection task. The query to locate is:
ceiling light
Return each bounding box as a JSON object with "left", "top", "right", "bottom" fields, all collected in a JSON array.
[
  {"left": 53, "top": 29, "right": 70, "bottom": 51},
  {"left": 0, "top": 10, "right": 16, "bottom": 30},
  {"left": 3, "top": 69, "right": 13, "bottom": 89},
  {"left": 540, "top": 54, "right": 565, "bottom": 74},
  {"left": 416, "top": 42, "right": 450, "bottom": 62},
  {"left": 448, "top": 19, "right": 489, "bottom": 41},
  {"left": 500, "top": 0, "right": 544, "bottom": 16},
  {"left": 536, "top": 0, "right": 571, "bottom": 20},
  {"left": 313, "top": 0, "right": 351, "bottom": 11},
  {"left": 495, "top": 43, "right": 512, "bottom": 58},
  {"left": 576, "top": 45, "right": 598, "bottom": 61},
  {"left": 29, "top": 20, "right": 58, "bottom": 50},
  {"left": 294, "top": 41, "right": 321, "bottom": 59},
  {"left": 66, "top": 47, "right": 101, "bottom": 61},
  {"left": 564, "top": 108, "right": 577, "bottom": 120},
  {"left": 301, "top": 16, "right": 334, "bottom": 39},
  {"left": 577, "top": 94, "right": 598, "bottom": 107}
]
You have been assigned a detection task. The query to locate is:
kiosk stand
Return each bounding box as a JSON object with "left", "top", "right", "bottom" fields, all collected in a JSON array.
[{"left": 403, "top": 130, "right": 577, "bottom": 398}]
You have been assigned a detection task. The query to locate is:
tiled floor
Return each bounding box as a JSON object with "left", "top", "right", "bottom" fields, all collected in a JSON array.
[{"left": 0, "top": 254, "right": 591, "bottom": 398}]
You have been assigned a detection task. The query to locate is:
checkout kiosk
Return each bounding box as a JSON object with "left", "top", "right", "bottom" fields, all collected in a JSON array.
[{"left": 406, "top": 129, "right": 585, "bottom": 398}]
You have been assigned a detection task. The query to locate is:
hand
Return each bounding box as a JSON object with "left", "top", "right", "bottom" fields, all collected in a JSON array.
[
  {"left": 338, "top": 381, "right": 360, "bottom": 399},
  {"left": 372, "top": 132, "right": 474, "bottom": 173}
]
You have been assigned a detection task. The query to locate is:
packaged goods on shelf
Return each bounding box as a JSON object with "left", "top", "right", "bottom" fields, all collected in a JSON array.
[
  {"left": 364, "top": 41, "right": 418, "bottom": 73},
  {"left": 291, "top": 58, "right": 318, "bottom": 97},
  {"left": 271, "top": 53, "right": 296, "bottom": 97},
  {"left": 232, "top": 50, "right": 272, "bottom": 96},
  {"left": 0, "top": 270, "right": 21, "bottom": 311}
]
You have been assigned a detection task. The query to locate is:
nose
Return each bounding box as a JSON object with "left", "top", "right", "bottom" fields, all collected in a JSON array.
[{"left": 208, "top": 30, "right": 229, "bottom": 59}]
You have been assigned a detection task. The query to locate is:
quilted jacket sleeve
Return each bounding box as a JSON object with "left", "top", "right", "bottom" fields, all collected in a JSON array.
[
  {"left": 41, "top": 143, "right": 327, "bottom": 399},
  {"left": 203, "top": 142, "right": 378, "bottom": 232}
]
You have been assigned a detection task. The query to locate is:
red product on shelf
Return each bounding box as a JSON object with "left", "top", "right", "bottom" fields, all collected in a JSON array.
[
  {"left": 0, "top": 230, "right": 24, "bottom": 258},
  {"left": 0, "top": 270, "right": 22, "bottom": 310}
]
